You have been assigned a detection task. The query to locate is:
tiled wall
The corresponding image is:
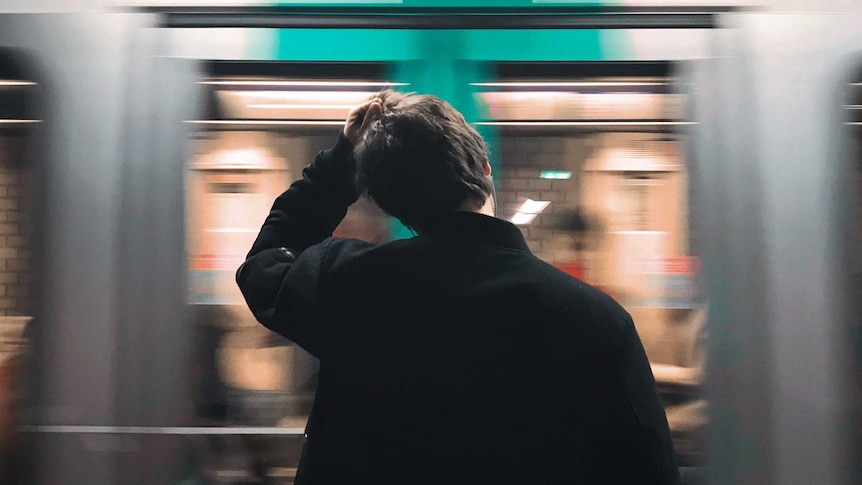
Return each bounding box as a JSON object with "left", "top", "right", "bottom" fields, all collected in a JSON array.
[
  {"left": 495, "top": 134, "right": 595, "bottom": 261},
  {"left": 0, "top": 136, "right": 31, "bottom": 317}
]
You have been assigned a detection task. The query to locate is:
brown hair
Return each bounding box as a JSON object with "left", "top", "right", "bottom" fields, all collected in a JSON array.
[{"left": 355, "top": 90, "right": 494, "bottom": 233}]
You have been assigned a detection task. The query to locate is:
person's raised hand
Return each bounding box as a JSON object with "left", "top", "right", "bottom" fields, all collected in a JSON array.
[{"left": 343, "top": 98, "right": 383, "bottom": 146}]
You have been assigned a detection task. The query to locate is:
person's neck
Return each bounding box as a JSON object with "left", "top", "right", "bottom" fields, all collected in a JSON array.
[
  {"left": 460, "top": 195, "right": 496, "bottom": 217},
  {"left": 477, "top": 195, "right": 496, "bottom": 217}
]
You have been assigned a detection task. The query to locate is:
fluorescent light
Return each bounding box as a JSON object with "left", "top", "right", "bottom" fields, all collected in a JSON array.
[
  {"left": 471, "top": 81, "right": 667, "bottom": 88},
  {"left": 246, "top": 104, "right": 355, "bottom": 109},
  {"left": 0, "top": 80, "right": 36, "bottom": 87},
  {"left": 519, "top": 199, "right": 551, "bottom": 214},
  {"left": 200, "top": 80, "right": 408, "bottom": 87},
  {"left": 0, "top": 119, "right": 42, "bottom": 124},
  {"left": 187, "top": 120, "right": 344, "bottom": 126},
  {"left": 540, "top": 171, "right": 572, "bottom": 180},
  {"left": 844, "top": 105, "right": 862, "bottom": 109},
  {"left": 511, "top": 198, "right": 551, "bottom": 226},
  {"left": 475, "top": 121, "right": 696, "bottom": 127},
  {"left": 511, "top": 212, "right": 538, "bottom": 225},
  {"left": 237, "top": 91, "right": 374, "bottom": 99}
]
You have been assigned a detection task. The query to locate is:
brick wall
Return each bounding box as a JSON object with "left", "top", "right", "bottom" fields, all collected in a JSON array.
[
  {"left": 495, "top": 134, "right": 595, "bottom": 261},
  {"left": 0, "top": 135, "right": 31, "bottom": 317}
]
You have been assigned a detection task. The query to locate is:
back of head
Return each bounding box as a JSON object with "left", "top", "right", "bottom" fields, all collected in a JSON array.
[{"left": 355, "top": 91, "right": 494, "bottom": 233}]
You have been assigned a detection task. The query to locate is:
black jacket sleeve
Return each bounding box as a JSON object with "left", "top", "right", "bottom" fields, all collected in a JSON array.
[
  {"left": 246, "top": 132, "right": 358, "bottom": 258},
  {"left": 235, "top": 133, "right": 358, "bottom": 356},
  {"left": 618, "top": 316, "right": 682, "bottom": 485}
]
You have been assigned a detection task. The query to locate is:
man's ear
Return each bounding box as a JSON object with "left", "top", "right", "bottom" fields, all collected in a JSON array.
[{"left": 484, "top": 162, "right": 492, "bottom": 177}]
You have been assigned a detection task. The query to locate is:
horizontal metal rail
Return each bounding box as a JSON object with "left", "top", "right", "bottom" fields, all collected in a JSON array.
[
  {"left": 144, "top": 6, "right": 742, "bottom": 30},
  {"left": 22, "top": 425, "right": 306, "bottom": 435}
]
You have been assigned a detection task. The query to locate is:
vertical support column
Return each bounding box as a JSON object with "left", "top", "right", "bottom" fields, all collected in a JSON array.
[
  {"left": 112, "top": 23, "right": 200, "bottom": 484},
  {"left": 742, "top": 13, "right": 862, "bottom": 485},
  {"left": 389, "top": 30, "right": 498, "bottom": 239},
  {"left": 0, "top": 12, "right": 145, "bottom": 485},
  {"left": 688, "top": 23, "right": 775, "bottom": 485}
]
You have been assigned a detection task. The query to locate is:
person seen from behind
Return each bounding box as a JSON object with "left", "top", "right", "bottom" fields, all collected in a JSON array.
[{"left": 236, "top": 90, "right": 681, "bottom": 484}]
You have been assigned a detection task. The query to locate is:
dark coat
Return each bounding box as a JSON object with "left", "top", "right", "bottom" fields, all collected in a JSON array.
[{"left": 237, "top": 134, "right": 681, "bottom": 484}]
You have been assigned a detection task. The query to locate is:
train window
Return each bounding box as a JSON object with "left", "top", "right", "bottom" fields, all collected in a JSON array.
[
  {"left": 0, "top": 55, "right": 37, "bottom": 484},
  {"left": 184, "top": 63, "right": 398, "bottom": 480},
  {"left": 477, "top": 63, "right": 706, "bottom": 466}
]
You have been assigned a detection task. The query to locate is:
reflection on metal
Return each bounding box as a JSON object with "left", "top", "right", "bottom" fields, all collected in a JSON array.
[
  {"left": 22, "top": 425, "right": 306, "bottom": 435},
  {"left": 199, "top": 80, "right": 407, "bottom": 87},
  {"left": 0, "top": 80, "right": 36, "bottom": 87},
  {"left": 156, "top": 11, "right": 721, "bottom": 30}
]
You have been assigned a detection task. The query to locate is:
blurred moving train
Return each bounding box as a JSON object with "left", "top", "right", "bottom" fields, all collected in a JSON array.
[{"left": 0, "top": 1, "right": 861, "bottom": 484}]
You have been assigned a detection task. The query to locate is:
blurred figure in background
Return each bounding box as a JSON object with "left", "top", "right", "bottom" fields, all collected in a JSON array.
[{"left": 551, "top": 208, "right": 594, "bottom": 281}]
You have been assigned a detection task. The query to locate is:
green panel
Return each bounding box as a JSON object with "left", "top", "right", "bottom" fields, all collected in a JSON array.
[
  {"left": 273, "top": 29, "right": 634, "bottom": 62},
  {"left": 276, "top": 29, "right": 419, "bottom": 60},
  {"left": 464, "top": 29, "right": 606, "bottom": 61}
]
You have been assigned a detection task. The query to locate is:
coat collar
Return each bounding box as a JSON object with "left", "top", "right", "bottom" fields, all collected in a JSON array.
[{"left": 423, "top": 211, "right": 532, "bottom": 253}]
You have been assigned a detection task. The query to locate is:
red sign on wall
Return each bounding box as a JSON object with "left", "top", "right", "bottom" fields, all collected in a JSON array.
[{"left": 637, "top": 256, "right": 700, "bottom": 275}]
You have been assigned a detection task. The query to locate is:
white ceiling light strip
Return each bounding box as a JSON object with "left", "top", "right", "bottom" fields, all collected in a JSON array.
[
  {"left": 476, "top": 121, "right": 696, "bottom": 127},
  {"left": 511, "top": 199, "right": 551, "bottom": 226},
  {"left": 246, "top": 104, "right": 356, "bottom": 110},
  {"left": 22, "top": 425, "right": 305, "bottom": 436},
  {"left": 471, "top": 81, "right": 667, "bottom": 88},
  {"left": 187, "top": 120, "right": 344, "bottom": 126},
  {"left": 0, "top": 80, "right": 36, "bottom": 87},
  {"left": 200, "top": 80, "right": 408, "bottom": 88}
]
